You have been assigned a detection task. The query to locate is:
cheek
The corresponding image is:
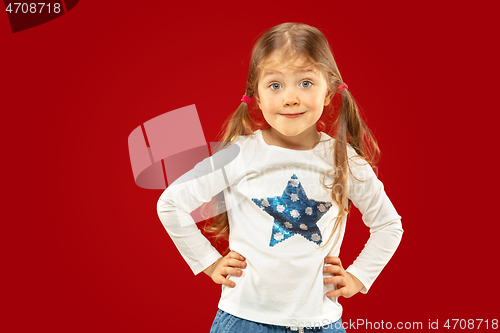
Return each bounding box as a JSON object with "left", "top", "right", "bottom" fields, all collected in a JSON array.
[
  {"left": 258, "top": 93, "right": 277, "bottom": 109},
  {"left": 311, "top": 93, "right": 327, "bottom": 106}
]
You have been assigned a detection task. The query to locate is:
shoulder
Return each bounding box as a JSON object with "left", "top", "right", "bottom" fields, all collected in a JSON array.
[
  {"left": 230, "top": 131, "right": 258, "bottom": 147},
  {"left": 345, "top": 146, "right": 377, "bottom": 184},
  {"left": 319, "top": 131, "right": 335, "bottom": 149},
  {"left": 225, "top": 131, "right": 261, "bottom": 157},
  {"left": 315, "top": 133, "right": 371, "bottom": 171},
  {"left": 210, "top": 131, "right": 258, "bottom": 178},
  {"left": 313, "top": 132, "right": 338, "bottom": 164}
]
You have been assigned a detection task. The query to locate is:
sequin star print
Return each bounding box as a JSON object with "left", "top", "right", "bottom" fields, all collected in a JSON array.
[{"left": 252, "top": 174, "right": 333, "bottom": 247}]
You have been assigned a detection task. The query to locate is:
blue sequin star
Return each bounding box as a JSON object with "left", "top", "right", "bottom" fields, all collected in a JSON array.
[{"left": 252, "top": 174, "right": 332, "bottom": 246}]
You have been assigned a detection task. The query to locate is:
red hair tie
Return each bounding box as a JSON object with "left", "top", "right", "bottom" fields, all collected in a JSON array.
[
  {"left": 338, "top": 83, "right": 348, "bottom": 92},
  {"left": 241, "top": 95, "right": 252, "bottom": 103}
]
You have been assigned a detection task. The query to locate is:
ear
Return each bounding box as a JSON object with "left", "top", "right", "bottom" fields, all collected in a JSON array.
[
  {"left": 324, "top": 92, "right": 334, "bottom": 106},
  {"left": 255, "top": 95, "right": 261, "bottom": 109}
]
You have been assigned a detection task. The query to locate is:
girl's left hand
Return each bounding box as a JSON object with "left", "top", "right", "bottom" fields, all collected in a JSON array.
[{"left": 323, "top": 256, "right": 365, "bottom": 298}]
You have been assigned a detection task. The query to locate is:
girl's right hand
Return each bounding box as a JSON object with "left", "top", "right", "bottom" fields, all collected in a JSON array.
[{"left": 203, "top": 250, "right": 246, "bottom": 288}]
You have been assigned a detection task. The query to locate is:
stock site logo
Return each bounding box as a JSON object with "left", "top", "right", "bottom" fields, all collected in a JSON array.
[
  {"left": 3, "top": 0, "right": 79, "bottom": 33},
  {"left": 128, "top": 104, "right": 243, "bottom": 224},
  {"left": 128, "top": 105, "right": 213, "bottom": 191}
]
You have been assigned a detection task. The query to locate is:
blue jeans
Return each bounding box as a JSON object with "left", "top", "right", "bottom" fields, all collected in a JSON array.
[{"left": 210, "top": 308, "right": 347, "bottom": 333}]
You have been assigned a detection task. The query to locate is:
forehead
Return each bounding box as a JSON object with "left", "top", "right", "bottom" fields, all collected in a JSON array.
[{"left": 259, "top": 54, "right": 320, "bottom": 76}]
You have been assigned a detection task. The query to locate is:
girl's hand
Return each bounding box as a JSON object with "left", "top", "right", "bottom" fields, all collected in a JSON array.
[
  {"left": 203, "top": 250, "right": 246, "bottom": 288},
  {"left": 323, "top": 256, "right": 365, "bottom": 298}
]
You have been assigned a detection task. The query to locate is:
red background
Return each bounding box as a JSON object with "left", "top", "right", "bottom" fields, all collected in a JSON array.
[{"left": 2, "top": 1, "right": 499, "bottom": 332}]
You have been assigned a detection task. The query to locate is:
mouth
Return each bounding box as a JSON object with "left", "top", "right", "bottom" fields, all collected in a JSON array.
[{"left": 279, "top": 111, "right": 306, "bottom": 118}]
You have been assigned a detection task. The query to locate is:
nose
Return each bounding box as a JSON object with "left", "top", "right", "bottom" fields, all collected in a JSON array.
[{"left": 283, "top": 88, "right": 300, "bottom": 107}]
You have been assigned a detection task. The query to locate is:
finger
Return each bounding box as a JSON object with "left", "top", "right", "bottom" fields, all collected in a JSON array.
[
  {"left": 323, "top": 264, "right": 343, "bottom": 275},
  {"left": 323, "top": 276, "right": 345, "bottom": 285},
  {"left": 223, "top": 266, "right": 244, "bottom": 276},
  {"left": 325, "top": 265, "right": 348, "bottom": 280},
  {"left": 214, "top": 274, "right": 236, "bottom": 287},
  {"left": 326, "top": 288, "right": 345, "bottom": 298},
  {"left": 221, "top": 277, "right": 236, "bottom": 288},
  {"left": 226, "top": 258, "right": 247, "bottom": 269},
  {"left": 324, "top": 256, "right": 341, "bottom": 266},
  {"left": 227, "top": 251, "right": 246, "bottom": 261}
]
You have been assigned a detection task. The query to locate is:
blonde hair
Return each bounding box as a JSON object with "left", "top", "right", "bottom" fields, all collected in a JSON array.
[{"left": 202, "top": 22, "right": 380, "bottom": 253}]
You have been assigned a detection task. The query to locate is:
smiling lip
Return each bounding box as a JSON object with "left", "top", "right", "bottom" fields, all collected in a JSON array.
[{"left": 280, "top": 112, "right": 306, "bottom": 118}]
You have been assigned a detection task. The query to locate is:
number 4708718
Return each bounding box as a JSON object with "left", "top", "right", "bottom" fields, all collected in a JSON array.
[
  {"left": 5, "top": 3, "right": 62, "bottom": 14},
  {"left": 444, "top": 319, "right": 498, "bottom": 330}
]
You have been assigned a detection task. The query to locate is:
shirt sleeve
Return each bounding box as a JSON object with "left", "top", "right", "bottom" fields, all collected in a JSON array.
[
  {"left": 156, "top": 142, "right": 245, "bottom": 276},
  {"left": 344, "top": 148, "right": 403, "bottom": 294}
]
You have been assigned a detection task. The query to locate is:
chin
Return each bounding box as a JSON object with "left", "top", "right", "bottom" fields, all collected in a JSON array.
[{"left": 275, "top": 128, "right": 305, "bottom": 137}]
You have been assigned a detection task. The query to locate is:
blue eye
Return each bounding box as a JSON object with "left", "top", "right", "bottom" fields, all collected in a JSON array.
[
  {"left": 270, "top": 83, "right": 282, "bottom": 90},
  {"left": 300, "top": 81, "right": 312, "bottom": 88}
]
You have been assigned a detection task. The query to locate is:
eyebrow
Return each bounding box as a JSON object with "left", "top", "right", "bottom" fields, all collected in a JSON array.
[{"left": 262, "top": 69, "right": 317, "bottom": 78}]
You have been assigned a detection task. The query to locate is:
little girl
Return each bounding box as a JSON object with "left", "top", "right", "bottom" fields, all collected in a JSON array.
[{"left": 157, "top": 22, "right": 403, "bottom": 333}]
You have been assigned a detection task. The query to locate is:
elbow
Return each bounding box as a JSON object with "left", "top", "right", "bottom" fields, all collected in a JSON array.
[
  {"left": 156, "top": 197, "right": 163, "bottom": 217},
  {"left": 393, "top": 218, "right": 404, "bottom": 243},
  {"left": 371, "top": 216, "right": 403, "bottom": 233},
  {"left": 157, "top": 190, "right": 175, "bottom": 217},
  {"left": 391, "top": 218, "right": 404, "bottom": 236},
  {"left": 372, "top": 217, "right": 403, "bottom": 243},
  {"left": 156, "top": 195, "right": 178, "bottom": 231},
  {"left": 157, "top": 195, "right": 173, "bottom": 217}
]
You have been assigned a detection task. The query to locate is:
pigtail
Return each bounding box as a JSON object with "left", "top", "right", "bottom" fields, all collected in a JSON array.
[
  {"left": 214, "top": 91, "right": 258, "bottom": 151},
  {"left": 319, "top": 87, "right": 381, "bottom": 249},
  {"left": 213, "top": 59, "right": 261, "bottom": 151},
  {"left": 341, "top": 90, "right": 381, "bottom": 165},
  {"left": 202, "top": 82, "right": 262, "bottom": 254}
]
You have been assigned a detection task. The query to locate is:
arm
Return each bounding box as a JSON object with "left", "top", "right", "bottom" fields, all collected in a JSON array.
[
  {"left": 157, "top": 166, "right": 223, "bottom": 275},
  {"left": 156, "top": 142, "right": 245, "bottom": 276},
  {"left": 343, "top": 151, "right": 404, "bottom": 294}
]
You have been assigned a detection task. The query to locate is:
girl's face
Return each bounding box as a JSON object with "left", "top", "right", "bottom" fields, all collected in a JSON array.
[{"left": 256, "top": 55, "right": 332, "bottom": 139}]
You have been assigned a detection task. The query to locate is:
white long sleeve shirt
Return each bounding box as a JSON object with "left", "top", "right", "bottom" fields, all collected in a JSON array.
[{"left": 157, "top": 129, "right": 403, "bottom": 327}]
